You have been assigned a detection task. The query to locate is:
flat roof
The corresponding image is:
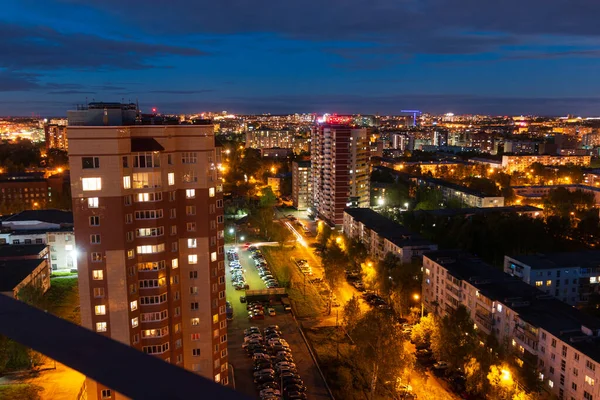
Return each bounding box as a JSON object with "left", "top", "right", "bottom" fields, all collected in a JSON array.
[
  {"left": 343, "top": 208, "right": 432, "bottom": 246},
  {"left": 427, "top": 250, "right": 600, "bottom": 363},
  {"left": 0, "top": 244, "right": 46, "bottom": 258},
  {"left": 0, "top": 259, "right": 45, "bottom": 292},
  {"left": 508, "top": 251, "right": 600, "bottom": 270},
  {"left": 417, "top": 205, "right": 542, "bottom": 218},
  {"left": 414, "top": 176, "right": 502, "bottom": 198},
  {"left": 2, "top": 209, "right": 73, "bottom": 225}
]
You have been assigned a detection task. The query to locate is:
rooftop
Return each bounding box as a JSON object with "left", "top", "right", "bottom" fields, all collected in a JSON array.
[
  {"left": 344, "top": 208, "right": 432, "bottom": 246},
  {"left": 0, "top": 244, "right": 46, "bottom": 259},
  {"left": 427, "top": 250, "right": 600, "bottom": 363},
  {"left": 0, "top": 259, "right": 45, "bottom": 292},
  {"left": 2, "top": 209, "right": 74, "bottom": 225},
  {"left": 416, "top": 205, "right": 542, "bottom": 218},
  {"left": 508, "top": 251, "right": 600, "bottom": 270},
  {"left": 414, "top": 176, "right": 502, "bottom": 198}
]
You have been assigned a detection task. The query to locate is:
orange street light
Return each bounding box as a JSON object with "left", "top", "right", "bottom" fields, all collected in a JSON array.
[
  {"left": 413, "top": 294, "right": 420, "bottom": 301},
  {"left": 501, "top": 369, "right": 511, "bottom": 382}
]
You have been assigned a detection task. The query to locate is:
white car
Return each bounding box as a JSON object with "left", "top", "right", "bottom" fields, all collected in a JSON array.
[{"left": 268, "top": 338, "right": 289, "bottom": 347}]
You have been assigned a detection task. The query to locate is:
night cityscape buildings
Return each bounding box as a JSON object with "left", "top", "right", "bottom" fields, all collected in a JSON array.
[{"left": 67, "top": 103, "right": 228, "bottom": 399}]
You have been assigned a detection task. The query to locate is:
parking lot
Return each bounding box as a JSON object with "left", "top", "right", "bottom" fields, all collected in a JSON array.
[{"left": 226, "top": 245, "right": 331, "bottom": 400}]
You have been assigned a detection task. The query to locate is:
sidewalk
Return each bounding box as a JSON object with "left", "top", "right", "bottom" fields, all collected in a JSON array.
[{"left": 0, "top": 360, "right": 85, "bottom": 400}]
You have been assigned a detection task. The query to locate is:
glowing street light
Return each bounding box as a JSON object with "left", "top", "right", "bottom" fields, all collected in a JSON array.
[
  {"left": 413, "top": 293, "right": 424, "bottom": 319},
  {"left": 335, "top": 236, "right": 342, "bottom": 245},
  {"left": 377, "top": 197, "right": 385, "bottom": 206},
  {"left": 501, "top": 369, "right": 511, "bottom": 382}
]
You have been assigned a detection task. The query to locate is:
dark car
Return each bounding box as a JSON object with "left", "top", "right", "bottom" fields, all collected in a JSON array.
[
  {"left": 284, "top": 384, "right": 306, "bottom": 393},
  {"left": 285, "top": 392, "right": 307, "bottom": 400},
  {"left": 254, "top": 363, "right": 273, "bottom": 371},
  {"left": 257, "top": 382, "right": 280, "bottom": 391},
  {"left": 254, "top": 374, "right": 276, "bottom": 384},
  {"left": 281, "top": 377, "right": 303, "bottom": 387}
]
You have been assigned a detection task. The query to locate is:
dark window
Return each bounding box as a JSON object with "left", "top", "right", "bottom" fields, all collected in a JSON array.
[{"left": 82, "top": 157, "right": 100, "bottom": 169}]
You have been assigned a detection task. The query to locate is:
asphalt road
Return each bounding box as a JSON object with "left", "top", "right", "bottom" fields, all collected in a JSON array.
[{"left": 226, "top": 244, "right": 331, "bottom": 400}]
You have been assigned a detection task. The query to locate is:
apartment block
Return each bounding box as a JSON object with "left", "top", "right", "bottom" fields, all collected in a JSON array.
[
  {"left": 343, "top": 208, "right": 436, "bottom": 263},
  {"left": 292, "top": 161, "right": 311, "bottom": 210},
  {"left": 423, "top": 250, "right": 600, "bottom": 400},
  {"left": 44, "top": 123, "right": 69, "bottom": 152},
  {"left": 413, "top": 176, "right": 504, "bottom": 208},
  {"left": 311, "top": 123, "right": 370, "bottom": 226},
  {"left": 245, "top": 128, "right": 310, "bottom": 154},
  {"left": 67, "top": 104, "right": 228, "bottom": 400},
  {"left": 502, "top": 154, "right": 591, "bottom": 173},
  {"left": 0, "top": 173, "right": 50, "bottom": 207},
  {"left": 0, "top": 209, "right": 75, "bottom": 271},
  {"left": 505, "top": 251, "right": 600, "bottom": 306}
]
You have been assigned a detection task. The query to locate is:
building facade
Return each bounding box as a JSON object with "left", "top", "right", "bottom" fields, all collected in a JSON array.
[
  {"left": 343, "top": 208, "right": 436, "bottom": 264},
  {"left": 44, "top": 123, "right": 69, "bottom": 152},
  {"left": 68, "top": 113, "right": 228, "bottom": 399},
  {"left": 292, "top": 161, "right": 311, "bottom": 210},
  {"left": 502, "top": 154, "right": 591, "bottom": 173},
  {"left": 413, "top": 176, "right": 504, "bottom": 208},
  {"left": 423, "top": 250, "right": 600, "bottom": 400},
  {"left": 311, "top": 124, "right": 370, "bottom": 226},
  {"left": 504, "top": 251, "right": 600, "bottom": 306},
  {"left": 0, "top": 173, "right": 50, "bottom": 208}
]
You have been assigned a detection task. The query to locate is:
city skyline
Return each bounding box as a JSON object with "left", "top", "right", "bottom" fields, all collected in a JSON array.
[{"left": 3, "top": 0, "right": 600, "bottom": 116}]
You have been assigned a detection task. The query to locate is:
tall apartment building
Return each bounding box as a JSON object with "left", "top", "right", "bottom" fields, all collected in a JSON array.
[
  {"left": 44, "top": 123, "right": 69, "bottom": 152},
  {"left": 67, "top": 104, "right": 228, "bottom": 400},
  {"left": 423, "top": 250, "right": 600, "bottom": 400},
  {"left": 292, "top": 161, "right": 311, "bottom": 210},
  {"left": 311, "top": 123, "right": 370, "bottom": 226},
  {"left": 245, "top": 128, "right": 310, "bottom": 154}
]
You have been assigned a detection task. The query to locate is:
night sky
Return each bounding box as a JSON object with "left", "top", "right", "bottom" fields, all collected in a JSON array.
[{"left": 2, "top": 0, "right": 600, "bottom": 116}]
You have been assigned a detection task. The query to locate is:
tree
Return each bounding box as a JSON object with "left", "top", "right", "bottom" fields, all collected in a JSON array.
[
  {"left": 322, "top": 241, "right": 347, "bottom": 313},
  {"left": 259, "top": 186, "right": 277, "bottom": 208},
  {"left": 410, "top": 314, "right": 438, "bottom": 347},
  {"left": 270, "top": 223, "right": 293, "bottom": 248},
  {"left": 431, "top": 305, "right": 478, "bottom": 370},
  {"left": 342, "top": 295, "right": 361, "bottom": 332},
  {"left": 543, "top": 187, "right": 594, "bottom": 218},
  {"left": 17, "top": 282, "right": 46, "bottom": 310},
  {"left": 346, "top": 238, "right": 368, "bottom": 269},
  {"left": 349, "top": 309, "right": 414, "bottom": 398},
  {"left": 316, "top": 222, "right": 332, "bottom": 249}
]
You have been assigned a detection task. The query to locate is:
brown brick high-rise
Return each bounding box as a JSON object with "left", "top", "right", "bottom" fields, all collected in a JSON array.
[{"left": 67, "top": 105, "right": 228, "bottom": 400}]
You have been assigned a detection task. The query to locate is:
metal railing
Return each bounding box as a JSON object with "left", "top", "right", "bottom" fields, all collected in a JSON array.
[{"left": 0, "top": 295, "right": 251, "bottom": 400}]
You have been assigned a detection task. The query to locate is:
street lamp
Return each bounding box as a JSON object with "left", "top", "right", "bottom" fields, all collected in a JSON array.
[
  {"left": 413, "top": 294, "right": 424, "bottom": 319},
  {"left": 377, "top": 197, "right": 385, "bottom": 206}
]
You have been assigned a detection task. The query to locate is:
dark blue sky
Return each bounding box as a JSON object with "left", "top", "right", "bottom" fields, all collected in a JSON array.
[{"left": 2, "top": 0, "right": 600, "bottom": 116}]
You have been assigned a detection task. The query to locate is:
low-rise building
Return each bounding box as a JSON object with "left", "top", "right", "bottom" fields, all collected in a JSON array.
[
  {"left": 0, "top": 173, "right": 50, "bottom": 208},
  {"left": 504, "top": 251, "right": 600, "bottom": 306},
  {"left": 413, "top": 176, "right": 504, "bottom": 208},
  {"left": 261, "top": 148, "right": 292, "bottom": 158},
  {"left": 0, "top": 210, "right": 75, "bottom": 271},
  {"left": 513, "top": 184, "right": 600, "bottom": 205},
  {"left": 343, "top": 208, "right": 437, "bottom": 263},
  {"left": 502, "top": 154, "right": 591, "bottom": 173},
  {"left": 0, "top": 258, "right": 50, "bottom": 298},
  {"left": 423, "top": 250, "right": 600, "bottom": 400}
]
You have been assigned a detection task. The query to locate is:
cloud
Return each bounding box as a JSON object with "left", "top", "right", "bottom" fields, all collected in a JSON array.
[
  {"left": 0, "top": 22, "right": 208, "bottom": 71},
  {"left": 147, "top": 89, "right": 214, "bottom": 94},
  {"left": 0, "top": 71, "right": 41, "bottom": 91}
]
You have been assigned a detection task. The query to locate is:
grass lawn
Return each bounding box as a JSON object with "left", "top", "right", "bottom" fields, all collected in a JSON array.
[
  {"left": 305, "top": 326, "right": 366, "bottom": 400},
  {"left": 50, "top": 271, "right": 77, "bottom": 278},
  {"left": 46, "top": 278, "right": 80, "bottom": 325},
  {"left": 261, "top": 246, "right": 325, "bottom": 318},
  {"left": 0, "top": 383, "right": 43, "bottom": 400}
]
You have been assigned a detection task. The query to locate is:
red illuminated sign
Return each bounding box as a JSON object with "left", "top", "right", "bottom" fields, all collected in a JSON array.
[{"left": 325, "top": 115, "right": 353, "bottom": 124}]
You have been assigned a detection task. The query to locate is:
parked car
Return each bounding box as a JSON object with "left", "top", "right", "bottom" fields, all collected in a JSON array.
[
  {"left": 253, "top": 369, "right": 275, "bottom": 377},
  {"left": 268, "top": 307, "right": 276, "bottom": 316}
]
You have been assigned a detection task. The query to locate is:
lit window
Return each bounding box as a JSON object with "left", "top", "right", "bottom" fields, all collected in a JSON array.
[
  {"left": 172, "top": 258, "right": 179, "bottom": 269},
  {"left": 130, "top": 300, "right": 138, "bottom": 311},
  {"left": 65, "top": 244, "right": 73, "bottom": 251},
  {"left": 123, "top": 176, "right": 131, "bottom": 189},
  {"left": 168, "top": 173, "right": 175, "bottom": 186},
  {"left": 95, "top": 305, "right": 106, "bottom": 315},
  {"left": 82, "top": 177, "right": 102, "bottom": 191},
  {"left": 209, "top": 187, "right": 215, "bottom": 197},
  {"left": 191, "top": 318, "right": 200, "bottom": 326},
  {"left": 496, "top": 304, "right": 503, "bottom": 312},
  {"left": 586, "top": 375, "right": 595, "bottom": 386},
  {"left": 211, "top": 252, "right": 217, "bottom": 262},
  {"left": 213, "top": 314, "right": 218, "bottom": 324},
  {"left": 548, "top": 380, "right": 554, "bottom": 388},
  {"left": 96, "top": 322, "right": 107, "bottom": 332},
  {"left": 546, "top": 280, "right": 552, "bottom": 286},
  {"left": 92, "top": 270, "right": 104, "bottom": 280},
  {"left": 131, "top": 317, "right": 139, "bottom": 328},
  {"left": 188, "top": 255, "right": 198, "bottom": 264},
  {"left": 188, "top": 238, "right": 197, "bottom": 248},
  {"left": 88, "top": 197, "right": 99, "bottom": 208},
  {"left": 591, "top": 277, "right": 597, "bottom": 284},
  {"left": 186, "top": 189, "right": 195, "bottom": 199},
  {"left": 191, "top": 333, "right": 201, "bottom": 341},
  {"left": 535, "top": 281, "right": 543, "bottom": 287},
  {"left": 214, "top": 373, "right": 220, "bottom": 382}
]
